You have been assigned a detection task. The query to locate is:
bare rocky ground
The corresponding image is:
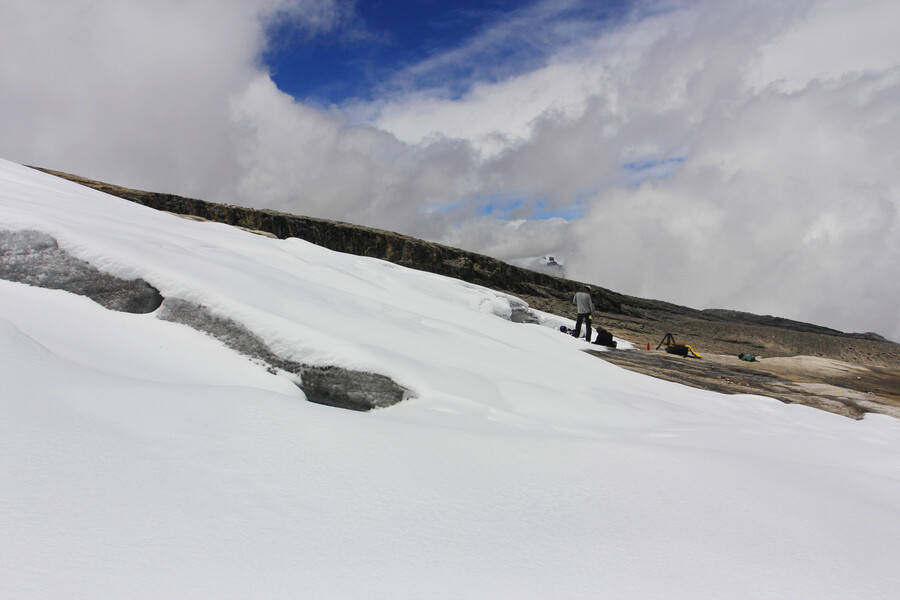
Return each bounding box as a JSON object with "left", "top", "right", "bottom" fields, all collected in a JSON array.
[
  {"left": 589, "top": 348, "right": 900, "bottom": 420},
  {"left": 524, "top": 293, "right": 900, "bottom": 420},
  {"left": 31, "top": 166, "right": 900, "bottom": 420}
]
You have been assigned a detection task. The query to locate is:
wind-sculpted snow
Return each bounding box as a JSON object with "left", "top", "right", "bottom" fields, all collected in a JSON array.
[
  {"left": 0, "top": 229, "right": 163, "bottom": 313},
  {"left": 157, "top": 298, "right": 411, "bottom": 410},
  {"left": 0, "top": 229, "right": 411, "bottom": 411}
]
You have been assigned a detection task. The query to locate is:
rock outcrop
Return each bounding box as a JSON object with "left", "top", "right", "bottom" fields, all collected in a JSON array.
[{"left": 0, "top": 229, "right": 163, "bottom": 313}]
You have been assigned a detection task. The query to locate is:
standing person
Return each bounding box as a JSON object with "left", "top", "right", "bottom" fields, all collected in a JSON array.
[{"left": 572, "top": 285, "right": 594, "bottom": 342}]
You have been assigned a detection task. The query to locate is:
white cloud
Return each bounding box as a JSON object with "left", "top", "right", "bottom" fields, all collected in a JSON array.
[
  {"left": 1, "top": 0, "right": 898, "bottom": 340},
  {"left": 228, "top": 75, "right": 480, "bottom": 237},
  {"left": 359, "top": 3, "right": 688, "bottom": 159},
  {"left": 747, "top": 0, "right": 900, "bottom": 92},
  {"left": 552, "top": 1, "right": 900, "bottom": 338},
  {"left": 0, "top": 0, "right": 340, "bottom": 197},
  {"left": 396, "top": 0, "right": 899, "bottom": 340}
]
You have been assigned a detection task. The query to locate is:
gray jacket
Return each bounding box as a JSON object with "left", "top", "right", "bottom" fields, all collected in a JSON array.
[{"left": 573, "top": 291, "right": 594, "bottom": 315}]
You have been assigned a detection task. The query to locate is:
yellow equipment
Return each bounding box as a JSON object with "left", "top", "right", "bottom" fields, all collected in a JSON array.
[{"left": 656, "top": 333, "right": 702, "bottom": 358}]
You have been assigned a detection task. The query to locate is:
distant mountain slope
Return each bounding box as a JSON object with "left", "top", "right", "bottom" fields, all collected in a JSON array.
[{"left": 33, "top": 167, "right": 899, "bottom": 368}]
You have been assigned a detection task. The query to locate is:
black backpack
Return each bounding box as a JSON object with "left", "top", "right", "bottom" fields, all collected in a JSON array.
[{"left": 665, "top": 344, "right": 689, "bottom": 356}]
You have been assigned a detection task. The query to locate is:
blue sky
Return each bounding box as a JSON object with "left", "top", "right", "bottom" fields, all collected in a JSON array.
[
  {"left": 265, "top": 0, "right": 511, "bottom": 103},
  {"left": 264, "top": 0, "right": 631, "bottom": 105}
]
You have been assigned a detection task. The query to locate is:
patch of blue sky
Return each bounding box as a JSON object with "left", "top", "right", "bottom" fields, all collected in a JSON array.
[
  {"left": 620, "top": 156, "right": 685, "bottom": 187},
  {"left": 264, "top": 0, "right": 636, "bottom": 106},
  {"left": 477, "top": 195, "right": 584, "bottom": 221},
  {"left": 477, "top": 196, "right": 526, "bottom": 219},
  {"left": 264, "top": 0, "right": 523, "bottom": 104},
  {"left": 533, "top": 200, "right": 585, "bottom": 221},
  {"left": 425, "top": 201, "right": 462, "bottom": 214}
]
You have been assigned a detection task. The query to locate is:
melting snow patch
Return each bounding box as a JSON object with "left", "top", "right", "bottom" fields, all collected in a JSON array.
[
  {"left": 156, "top": 298, "right": 412, "bottom": 411},
  {"left": 0, "top": 230, "right": 412, "bottom": 411},
  {"left": 0, "top": 229, "right": 163, "bottom": 313}
]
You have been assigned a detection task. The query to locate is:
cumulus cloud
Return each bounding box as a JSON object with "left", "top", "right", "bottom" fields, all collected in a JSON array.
[
  {"left": 1, "top": 0, "right": 898, "bottom": 340},
  {"left": 0, "top": 0, "right": 339, "bottom": 197},
  {"left": 228, "top": 75, "right": 480, "bottom": 238},
  {"left": 352, "top": 0, "right": 900, "bottom": 339}
]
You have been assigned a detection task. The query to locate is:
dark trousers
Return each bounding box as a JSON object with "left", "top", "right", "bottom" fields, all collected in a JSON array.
[{"left": 573, "top": 313, "right": 592, "bottom": 342}]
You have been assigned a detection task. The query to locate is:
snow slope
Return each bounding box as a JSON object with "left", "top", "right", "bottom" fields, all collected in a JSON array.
[{"left": 1, "top": 159, "right": 898, "bottom": 599}]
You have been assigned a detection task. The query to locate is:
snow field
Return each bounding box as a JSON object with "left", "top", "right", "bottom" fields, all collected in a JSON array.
[{"left": 1, "top": 159, "right": 898, "bottom": 599}]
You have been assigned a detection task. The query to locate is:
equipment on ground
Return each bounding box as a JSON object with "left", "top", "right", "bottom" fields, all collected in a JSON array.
[{"left": 656, "top": 333, "right": 702, "bottom": 358}]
